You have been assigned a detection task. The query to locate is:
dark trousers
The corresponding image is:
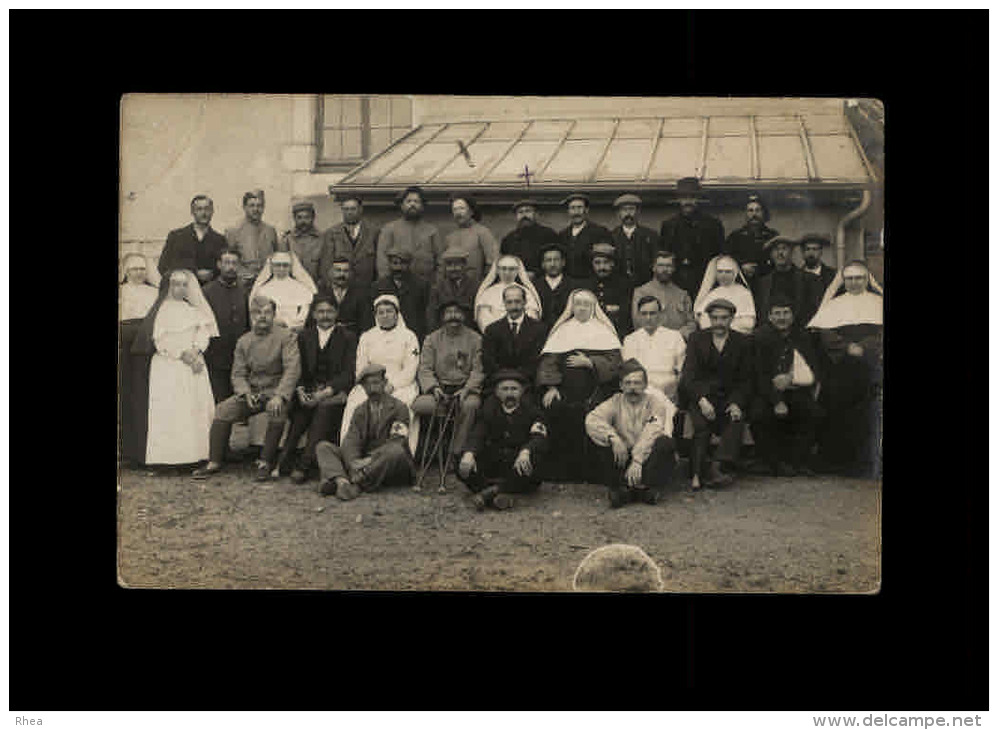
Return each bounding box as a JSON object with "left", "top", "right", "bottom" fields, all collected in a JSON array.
[
  {"left": 545, "top": 397, "right": 597, "bottom": 481},
  {"left": 315, "top": 439, "right": 415, "bottom": 491},
  {"left": 209, "top": 394, "right": 287, "bottom": 466},
  {"left": 457, "top": 448, "right": 544, "bottom": 495},
  {"left": 751, "top": 390, "right": 819, "bottom": 468},
  {"left": 689, "top": 398, "right": 745, "bottom": 479},
  {"left": 594, "top": 436, "right": 676, "bottom": 498},
  {"left": 208, "top": 365, "right": 233, "bottom": 404},
  {"left": 277, "top": 399, "right": 346, "bottom": 474}
]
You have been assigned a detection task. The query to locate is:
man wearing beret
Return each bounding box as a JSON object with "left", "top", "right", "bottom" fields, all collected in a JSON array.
[
  {"left": 500, "top": 199, "right": 560, "bottom": 279},
  {"left": 723, "top": 194, "right": 780, "bottom": 282},
  {"left": 659, "top": 177, "right": 725, "bottom": 299},
  {"left": 535, "top": 241, "right": 580, "bottom": 332},
  {"left": 320, "top": 195, "right": 380, "bottom": 287},
  {"left": 610, "top": 193, "right": 660, "bottom": 286},
  {"left": 752, "top": 236, "right": 823, "bottom": 329},
  {"left": 557, "top": 192, "right": 613, "bottom": 279},
  {"left": 158, "top": 195, "right": 229, "bottom": 286},
  {"left": 580, "top": 242, "right": 634, "bottom": 337},
  {"left": 225, "top": 190, "right": 279, "bottom": 286},
  {"left": 375, "top": 248, "right": 430, "bottom": 342},
  {"left": 457, "top": 369, "right": 549, "bottom": 511},
  {"left": 585, "top": 359, "right": 678, "bottom": 508},
  {"left": 425, "top": 247, "right": 480, "bottom": 332},
  {"left": 376, "top": 186, "right": 443, "bottom": 284},
  {"left": 281, "top": 200, "right": 325, "bottom": 284},
  {"left": 798, "top": 233, "right": 837, "bottom": 294},
  {"left": 314, "top": 363, "right": 415, "bottom": 499},
  {"left": 679, "top": 297, "right": 753, "bottom": 490}
]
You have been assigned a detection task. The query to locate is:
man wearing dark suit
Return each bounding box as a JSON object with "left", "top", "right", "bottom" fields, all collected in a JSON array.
[
  {"left": 660, "top": 178, "right": 725, "bottom": 298},
  {"left": 680, "top": 298, "right": 753, "bottom": 491},
  {"left": 558, "top": 192, "right": 613, "bottom": 279},
  {"left": 320, "top": 195, "right": 380, "bottom": 287},
  {"left": 317, "top": 256, "right": 373, "bottom": 337},
  {"left": 500, "top": 199, "right": 561, "bottom": 279},
  {"left": 314, "top": 364, "right": 415, "bottom": 499},
  {"left": 481, "top": 285, "right": 547, "bottom": 390},
  {"left": 278, "top": 294, "right": 358, "bottom": 483},
  {"left": 579, "top": 243, "right": 634, "bottom": 337},
  {"left": 799, "top": 233, "right": 838, "bottom": 297},
  {"left": 202, "top": 248, "right": 250, "bottom": 402},
  {"left": 610, "top": 193, "right": 660, "bottom": 286},
  {"left": 158, "top": 195, "right": 229, "bottom": 287},
  {"left": 534, "top": 242, "right": 579, "bottom": 332},
  {"left": 375, "top": 249, "right": 430, "bottom": 342},
  {"left": 752, "top": 237, "right": 823, "bottom": 329}
]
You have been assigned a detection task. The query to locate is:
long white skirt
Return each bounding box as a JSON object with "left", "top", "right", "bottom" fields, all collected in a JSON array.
[
  {"left": 146, "top": 354, "right": 215, "bottom": 465},
  {"left": 339, "top": 382, "right": 420, "bottom": 454}
]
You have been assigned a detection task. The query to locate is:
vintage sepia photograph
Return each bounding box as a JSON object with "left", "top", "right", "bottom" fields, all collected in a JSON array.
[{"left": 117, "top": 93, "right": 884, "bottom": 593}]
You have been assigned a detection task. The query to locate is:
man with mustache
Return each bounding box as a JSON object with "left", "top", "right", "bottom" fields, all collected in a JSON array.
[
  {"left": 499, "top": 199, "right": 560, "bottom": 279},
  {"left": 225, "top": 190, "right": 279, "bottom": 285},
  {"left": 798, "top": 233, "right": 837, "bottom": 294},
  {"left": 457, "top": 369, "right": 549, "bottom": 511},
  {"left": 630, "top": 251, "right": 696, "bottom": 341},
  {"left": 557, "top": 192, "right": 612, "bottom": 279},
  {"left": 202, "top": 248, "right": 250, "bottom": 402},
  {"left": 609, "top": 193, "right": 660, "bottom": 286},
  {"left": 752, "top": 236, "right": 823, "bottom": 329},
  {"left": 317, "top": 256, "right": 372, "bottom": 337},
  {"left": 281, "top": 200, "right": 325, "bottom": 284},
  {"left": 425, "top": 247, "right": 480, "bottom": 333},
  {"left": 158, "top": 194, "right": 229, "bottom": 286},
  {"left": 376, "top": 186, "right": 442, "bottom": 283},
  {"left": 659, "top": 177, "right": 725, "bottom": 298},
  {"left": 321, "top": 194, "right": 379, "bottom": 286},
  {"left": 581, "top": 242, "right": 634, "bottom": 337},
  {"left": 723, "top": 194, "right": 779, "bottom": 282}
]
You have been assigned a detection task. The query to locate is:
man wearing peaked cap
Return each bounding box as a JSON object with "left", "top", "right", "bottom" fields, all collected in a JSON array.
[
  {"left": 660, "top": 177, "right": 725, "bottom": 299},
  {"left": 611, "top": 192, "right": 661, "bottom": 286},
  {"left": 282, "top": 200, "right": 324, "bottom": 283},
  {"left": 558, "top": 191, "right": 613, "bottom": 279},
  {"left": 798, "top": 233, "right": 837, "bottom": 293},
  {"left": 500, "top": 198, "right": 560, "bottom": 278},
  {"left": 580, "top": 240, "right": 634, "bottom": 336},
  {"left": 723, "top": 194, "right": 780, "bottom": 281},
  {"left": 426, "top": 246, "right": 480, "bottom": 332}
]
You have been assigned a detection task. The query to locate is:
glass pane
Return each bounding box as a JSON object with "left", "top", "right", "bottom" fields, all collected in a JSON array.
[
  {"left": 660, "top": 117, "right": 705, "bottom": 137},
  {"left": 433, "top": 140, "right": 514, "bottom": 183},
  {"left": 616, "top": 118, "right": 661, "bottom": 139},
  {"left": 434, "top": 122, "right": 487, "bottom": 142},
  {"left": 370, "top": 127, "right": 391, "bottom": 155},
  {"left": 390, "top": 97, "right": 412, "bottom": 127},
  {"left": 757, "top": 136, "right": 809, "bottom": 179},
  {"left": 520, "top": 120, "right": 573, "bottom": 140},
  {"left": 389, "top": 142, "right": 460, "bottom": 183},
  {"left": 323, "top": 96, "right": 342, "bottom": 127},
  {"left": 322, "top": 130, "right": 343, "bottom": 160},
  {"left": 343, "top": 128, "right": 363, "bottom": 158},
  {"left": 488, "top": 140, "right": 560, "bottom": 181},
  {"left": 350, "top": 141, "right": 422, "bottom": 183},
  {"left": 369, "top": 96, "right": 390, "bottom": 125},
  {"left": 543, "top": 139, "right": 606, "bottom": 182},
  {"left": 802, "top": 114, "right": 850, "bottom": 135},
  {"left": 707, "top": 115, "right": 749, "bottom": 136},
  {"left": 755, "top": 115, "right": 800, "bottom": 135},
  {"left": 597, "top": 139, "right": 653, "bottom": 180},
  {"left": 568, "top": 118, "right": 616, "bottom": 139},
  {"left": 647, "top": 137, "right": 701, "bottom": 180},
  {"left": 478, "top": 121, "right": 530, "bottom": 140},
  {"left": 808, "top": 135, "right": 869, "bottom": 180},
  {"left": 342, "top": 97, "right": 362, "bottom": 126},
  {"left": 704, "top": 136, "right": 751, "bottom": 180}
]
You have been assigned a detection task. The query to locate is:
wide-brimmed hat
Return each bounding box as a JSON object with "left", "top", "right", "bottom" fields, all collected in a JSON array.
[
  {"left": 763, "top": 235, "right": 800, "bottom": 251},
  {"left": 674, "top": 177, "right": 709, "bottom": 202}
]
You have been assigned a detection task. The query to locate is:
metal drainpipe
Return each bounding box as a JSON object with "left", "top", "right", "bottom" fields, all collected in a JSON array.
[{"left": 835, "top": 189, "right": 873, "bottom": 269}]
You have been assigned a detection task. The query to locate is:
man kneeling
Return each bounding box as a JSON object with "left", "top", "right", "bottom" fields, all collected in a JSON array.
[
  {"left": 457, "top": 369, "right": 549, "bottom": 511},
  {"left": 314, "top": 363, "right": 415, "bottom": 499},
  {"left": 585, "top": 358, "right": 678, "bottom": 508}
]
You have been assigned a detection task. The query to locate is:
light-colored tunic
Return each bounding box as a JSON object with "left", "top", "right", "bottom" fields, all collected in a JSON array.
[
  {"left": 622, "top": 327, "right": 687, "bottom": 400},
  {"left": 585, "top": 390, "right": 677, "bottom": 464},
  {"left": 443, "top": 222, "right": 500, "bottom": 282},
  {"left": 255, "top": 276, "right": 315, "bottom": 331},
  {"left": 475, "top": 282, "right": 542, "bottom": 333},
  {"left": 146, "top": 299, "right": 215, "bottom": 464},
  {"left": 630, "top": 280, "right": 696, "bottom": 339}
]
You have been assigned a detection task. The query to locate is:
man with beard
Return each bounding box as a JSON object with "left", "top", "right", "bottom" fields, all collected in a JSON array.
[
  {"left": 535, "top": 242, "right": 579, "bottom": 332},
  {"left": 202, "top": 248, "right": 250, "bottom": 402},
  {"left": 158, "top": 195, "right": 229, "bottom": 286},
  {"left": 225, "top": 190, "right": 279, "bottom": 285},
  {"left": 376, "top": 249, "right": 430, "bottom": 343},
  {"left": 316, "top": 256, "right": 372, "bottom": 337},
  {"left": 659, "top": 177, "right": 725, "bottom": 298},
  {"left": 321, "top": 195, "right": 379, "bottom": 286},
  {"left": 412, "top": 300, "right": 485, "bottom": 461},
  {"left": 798, "top": 233, "right": 837, "bottom": 295},
  {"left": 610, "top": 193, "right": 660, "bottom": 286},
  {"left": 281, "top": 200, "right": 324, "bottom": 283},
  {"left": 752, "top": 236, "right": 823, "bottom": 329},
  {"left": 500, "top": 199, "right": 560, "bottom": 279},
  {"left": 630, "top": 251, "right": 696, "bottom": 340},
  {"left": 723, "top": 194, "right": 779, "bottom": 282},
  {"left": 426, "top": 247, "right": 480, "bottom": 332},
  {"left": 376, "top": 186, "right": 442, "bottom": 283},
  {"left": 458, "top": 369, "right": 549, "bottom": 511},
  {"left": 557, "top": 192, "right": 613, "bottom": 279},
  {"left": 581, "top": 242, "right": 633, "bottom": 337},
  {"left": 443, "top": 195, "right": 499, "bottom": 281}
]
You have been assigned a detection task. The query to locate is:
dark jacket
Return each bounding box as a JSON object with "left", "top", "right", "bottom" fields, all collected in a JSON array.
[
  {"left": 466, "top": 395, "right": 550, "bottom": 461},
  {"left": 297, "top": 325, "right": 357, "bottom": 395},
  {"left": 680, "top": 329, "right": 753, "bottom": 409},
  {"left": 426, "top": 272, "right": 480, "bottom": 332},
  {"left": 375, "top": 273, "right": 430, "bottom": 343},
  {"left": 753, "top": 267, "right": 823, "bottom": 328},
  {"left": 500, "top": 223, "right": 560, "bottom": 277},
  {"left": 320, "top": 221, "right": 381, "bottom": 287},
  {"left": 752, "top": 322, "right": 821, "bottom": 407},
  {"left": 481, "top": 315, "right": 548, "bottom": 385},
  {"left": 341, "top": 395, "right": 411, "bottom": 464},
  {"left": 723, "top": 223, "right": 780, "bottom": 271},
  {"left": 558, "top": 221, "right": 614, "bottom": 279},
  {"left": 803, "top": 263, "right": 838, "bottom": 297},
  {"left": 659, "top": 211, "right": 725, "bottom": 295},
  {"left": 610, "top": 225, "right": 661, "bottom": 285},
  {"left": 158, "top": 223, "right": 229, "bottom": 283},
  {"left": 202, "top": 278, "right": 249, "bottom": 370},
  {"left": 317, "top": 283, "right": 373, "bottom": 337},
  {"left": 580, "top": 274, "right": 634, "bottom": 337},
  {"left": 535, "top": 275, "right": 581, "bottom": 332}
]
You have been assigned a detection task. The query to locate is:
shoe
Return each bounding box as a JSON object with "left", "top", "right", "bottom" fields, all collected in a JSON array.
[
  {"left": 636, "top": 488, "right": 658, "bottom": 505},
  {"left": 192, "top": 463, "right": 222, "bottom": 480},
  {"left": 471, "top": 493, "right": 487, "bottom": 511},
  {"left": 704, "top": 462, "right": 734, "bottom": 488},
  {"left": 255, "top": 462, "right": 272, "bottom": 482},
  {"left": 776, "top": 462, "right": 798, "bottom": 478},
  {"left": 336, "top": 480, "right": 361, "bottom": 501},
  {"left": 290, "top": 469, "right": 307, "bottom": 485},
  {"left": 493, "top": 493, "right": 514, "bottom": 510},
  {"left": 318, "top": 478, "right": 338, "bottom": 496},
  {"left": 608, "top": 489, "right": 627, "bottom": 509}
]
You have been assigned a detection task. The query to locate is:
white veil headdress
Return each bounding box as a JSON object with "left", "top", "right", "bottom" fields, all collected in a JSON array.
[
  {"left": 249, "top": 250, "right": 318, "bottom": 301},
  {"left": 693, "top": 255, "right": 754, "bottom": 316},
  {"left": 474, "top": 254, "right": 542, "bottom": 315},
  {"left": 371, "top": 292, "right": 410, "bottom": 333},
  {"left": 541, "top": 289, "right": 622, "bottom": 354},
  {"left": 120, "top": 251, "right": 161, "bottom": 287},
  {"left": 153, "top": 269, "right": 220, "bottom": 340},
  {"left": 807, "top": 262, "right": 884, "bottom": 329}
]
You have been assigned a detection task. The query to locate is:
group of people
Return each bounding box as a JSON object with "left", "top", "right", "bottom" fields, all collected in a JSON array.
[{"left": 119, "top": 180, "right": 883, "bottom": 511}]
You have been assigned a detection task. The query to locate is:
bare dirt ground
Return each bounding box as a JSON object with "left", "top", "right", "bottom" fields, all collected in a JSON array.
[{"left": 117, "top": 458, "right": 881, "bottom": 593}]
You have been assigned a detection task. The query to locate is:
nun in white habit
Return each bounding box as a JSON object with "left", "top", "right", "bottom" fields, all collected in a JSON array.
[
  {"left": 693, "top": 255, "right": 757, "bottom": 334},
  {"left": 338, "top": 293, "right": 421, "bottom": 454},
  {"left": 474, "top": 254, "right": 542, "bottom": 332},
  {"left": 249, "top": 251, "right": 317, "bottom": 332}
]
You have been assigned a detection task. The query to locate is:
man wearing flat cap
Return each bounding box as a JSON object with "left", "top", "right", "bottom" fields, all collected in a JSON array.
[
  {"left": 281, "top": 200, "right": 325, "bottom": 283},
  {"left": 580, "top": 241, "right": 634, "bottom": 337},
  {"left": 557, "top": 192, "right": 613, "bottom": 280},
  {"left": 444, "top": 195, "right": 499, "bottom": 282},
  {"left": 457, "top": 368, "right": 549, "bottom": 511},
  {"left": 798, "top": 233, "right": 837, "bottom": 294},
  {"left": 314, "top": 363, "right": 416, "bottom": 500},
  {"left": 376, "top": 248, "right": 430, "bottom": 342},
  {"left": 660, "top": 177, "right": 725, "bottom": 299},
  {"left": 535, "top": 241, "right": 580, "bottom": 332},
  {"left": 723, "top": 194, "right": 780, "bottom": 282},
  {"left": 376, "top": 186, "right": 442, "bottom": 284},
  {"left": 321, "top": 195, "right": 380, "bottom": 287},
  {"left": 752, "top": 236, "right": 823, "bottom": 328},
  {"left": 500, "top": 199, "right": 560, "bottom": 279},
  {"left": 679, "top": 297, "right": 753, "bottom": 491},
  {"left": 610, "top": 193, "right": 660, "bottom": 286},
  {"left": 225, "top": 190, "right": 279, "bottom": 285},
  {"left": 426, "top": 246, "right": 480, "bottom": 332}
]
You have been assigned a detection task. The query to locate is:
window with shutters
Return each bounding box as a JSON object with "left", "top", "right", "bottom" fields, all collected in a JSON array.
[{"left": 316, "top": 95, "right": 414, "bottom": 169}]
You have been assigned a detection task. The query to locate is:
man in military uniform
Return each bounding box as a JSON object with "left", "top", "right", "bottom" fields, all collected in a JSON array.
[
  {"left": 425, "top": 247, "right": 480, "bottom": 332},
  {"left": 723, "top": 194, "right": 779, "bottom": 282},
  {"left": 557, "top": 192, "right": 613, "bottom": 279},
  {"left": 499, "top": 199, "right": 560, "bottom": 279},
  {"left": 609, "top": 193, "right": 660, "bottom": 286},
  {"left": 281, "top": 200, "right": 325, "bottom": 283},
  {"left": 376, "top": 186, "right": 442, "bottom": 283},
  {"left": 660, "top": 177, "right": 725, "bottom": 298},
  {"left": 457, "top": 369, "right": 549, "bottom": 511},
  {"left": 581, "top": 242, "right": 633, "bottom": 337},
  {"left": 224, "top": 190, "right": 279, "bottom": 285}
]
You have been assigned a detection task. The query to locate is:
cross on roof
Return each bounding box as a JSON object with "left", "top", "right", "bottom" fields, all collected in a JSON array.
[{"left": 517, "top": 164, "right": 535, "bottom": 189}]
